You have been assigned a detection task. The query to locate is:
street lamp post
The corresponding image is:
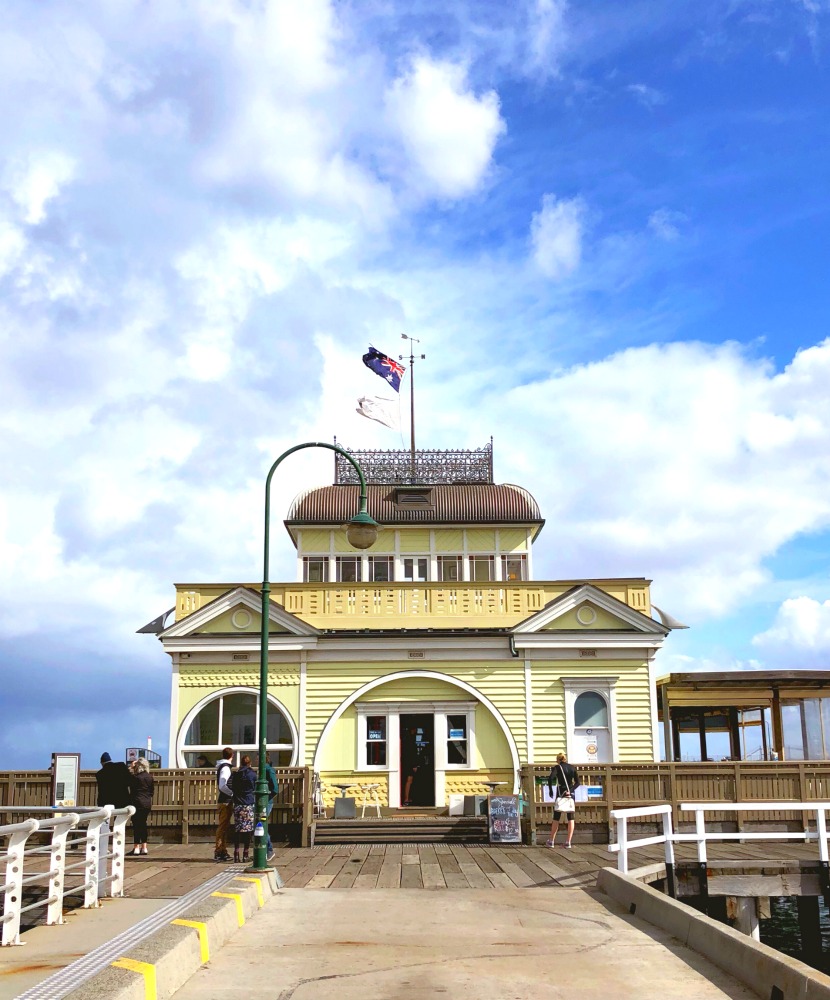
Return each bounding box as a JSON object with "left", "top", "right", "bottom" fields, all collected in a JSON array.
[{"left": 248, "top": 442, "right": 378, "bottom": 872}]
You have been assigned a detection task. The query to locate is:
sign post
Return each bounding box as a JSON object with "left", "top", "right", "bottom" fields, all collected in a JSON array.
[{"left": 51, "top": 753, "right": 81, "bottom": 807}]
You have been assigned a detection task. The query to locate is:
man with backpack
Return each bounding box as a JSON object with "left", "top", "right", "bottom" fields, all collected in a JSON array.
[{"left": 214, "top": 746, "right": 234, "bottom": 862}]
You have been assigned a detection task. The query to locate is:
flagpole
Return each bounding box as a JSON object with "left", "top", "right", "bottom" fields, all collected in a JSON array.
[{"left": 401, "top": 335, "right": 425, "bottom": 483}]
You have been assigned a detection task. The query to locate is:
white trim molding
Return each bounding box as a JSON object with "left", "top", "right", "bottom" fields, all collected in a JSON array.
[
  {"left": 312, "top": 671, "right": 521, "bottom": 803},
  {"left": 561, "top": 675, "right": 619, "bottom": 764},
  {"left": 175, "top": 686, "right": 299, "bottom": 768}
]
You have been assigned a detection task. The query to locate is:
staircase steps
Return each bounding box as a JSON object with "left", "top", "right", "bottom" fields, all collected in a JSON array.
[{"left": 313, "top": 817, "right": 488, "bottom": 845}]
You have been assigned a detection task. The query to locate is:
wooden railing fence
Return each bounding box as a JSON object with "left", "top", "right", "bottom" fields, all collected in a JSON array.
[
  {"left": 522, "top": 761, "right": 830, "bottom": 841},
  {"left": 0, "top": 767, "right": 311, "bottom": 845}
]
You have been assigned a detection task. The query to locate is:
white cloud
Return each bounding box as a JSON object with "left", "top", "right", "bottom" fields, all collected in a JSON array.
[
  {"left": 753, "top": 597, "right": 830, "bottom": 656},
  {"left": 530, "top": 194, "right": 586, "bottom": 279},
  {"left": 385, "top": 56, "right": 505, "bottom": 198},
  {"left": 526, "top": 0, "right": 569, "bottom": 78},
  {"left": 3, "top": 151, "right": 76, "bottom": 225},
  {"left": 627, "top": 82, "right": 668, "bottom": 109},
  {"left": 648, "top": 208, "right": 687, "bottom": 242}
]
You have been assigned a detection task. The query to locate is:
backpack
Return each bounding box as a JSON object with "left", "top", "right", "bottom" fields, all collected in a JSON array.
[{"left": 217, "top": 760, "right": 232, "bottom": 803}]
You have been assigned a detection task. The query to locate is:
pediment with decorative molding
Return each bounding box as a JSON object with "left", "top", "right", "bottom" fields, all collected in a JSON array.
[
  {"left": 512, "top": 583, "right": 668, "bottom": 636},
  {"left": 160, "top": 586, "right": 320, "bottom": 639}
]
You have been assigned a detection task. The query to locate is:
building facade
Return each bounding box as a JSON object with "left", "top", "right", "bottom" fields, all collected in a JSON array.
[{"left": 151, "top": 445, "right": 672, "bottom": 808}]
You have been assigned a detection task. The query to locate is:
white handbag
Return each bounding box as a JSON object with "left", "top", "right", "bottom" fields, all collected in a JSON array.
[{"left": 554, "top": 764, "right": 575, "bottom": 813}]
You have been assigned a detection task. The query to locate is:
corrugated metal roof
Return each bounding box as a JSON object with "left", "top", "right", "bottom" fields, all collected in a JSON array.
[{"left": 286, "top": 483, "right": 544, "bottom": 528}]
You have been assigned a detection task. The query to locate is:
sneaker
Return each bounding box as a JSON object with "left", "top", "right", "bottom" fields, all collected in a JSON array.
[
  {"left": 141, "top": 847, "right": 148, "bottom": 855},
  {"left": 131, "top": 847, "right": 141, "bottom": 856},
  {"left": 214, "top": 851, "right": 232, "bottom": 862},
  {"left": 267, "top": 849, "right": 275, "bottom": 862},
  {"left": 564, "top": 843, "right": 572, "bottom": 849},
  {"left": 545, "top": 840, "right": 554, "bottom": 848}
]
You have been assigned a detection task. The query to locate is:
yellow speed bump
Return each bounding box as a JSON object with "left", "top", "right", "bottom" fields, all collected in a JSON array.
[
  {"left": 111, "top": 957, "right": 157, "bottom": 1000},
  {"left": 171, "top": 917, "right": 210, "bottom": 963}
]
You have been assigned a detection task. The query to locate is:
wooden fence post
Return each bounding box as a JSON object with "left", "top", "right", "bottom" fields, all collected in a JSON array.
[
  {"left": 302, "top": 767, "right": 313, "bottom": 847},
  {"left": 799, "top": 762, "right": 810, "bottom": 834},
  {"left": 605, "top": 764, "right": 614, "bottom": 841},
  {"left": 734, "top": 761, "right": 744, "bottom": 835},
  {"left": 181, "top": 770, "right": 191, "bottom": 845}
]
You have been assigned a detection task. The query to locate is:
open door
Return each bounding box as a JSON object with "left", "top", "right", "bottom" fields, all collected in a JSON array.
[{"left": 399, "top": 713, "right": 434, "bottom": 807}]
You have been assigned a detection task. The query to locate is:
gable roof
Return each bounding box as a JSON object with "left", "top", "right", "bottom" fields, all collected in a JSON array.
[{"left": 158, "top": 586, "right": 320, "bottom": 639}]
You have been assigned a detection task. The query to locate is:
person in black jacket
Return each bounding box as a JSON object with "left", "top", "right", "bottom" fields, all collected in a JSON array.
[
  {"left": 128, "top": 758, "right": 155, "bottom": 856},
  {"left": 229, "top": 754, "right": 257, "bottom": 864},
  {"left": 546, "top": 752, "right": 580, "bottom": 849},
  {"left": 96, "top": 752, "right": 131, "bottom": 809}
]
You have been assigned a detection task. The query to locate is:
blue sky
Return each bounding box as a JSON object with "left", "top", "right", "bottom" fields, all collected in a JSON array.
[{"left": 2, "top": 0, "right": 830, "bottom": 769}]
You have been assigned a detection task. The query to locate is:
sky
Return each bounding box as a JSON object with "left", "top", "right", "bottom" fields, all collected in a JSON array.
[{"left": 2, "top": 0, "right": 830, "bottom": 770}]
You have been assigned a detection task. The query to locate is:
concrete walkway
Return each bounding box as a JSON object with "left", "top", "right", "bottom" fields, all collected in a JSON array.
[{"left": 174, "top": 888, "right": 759, "bottom": 1000}]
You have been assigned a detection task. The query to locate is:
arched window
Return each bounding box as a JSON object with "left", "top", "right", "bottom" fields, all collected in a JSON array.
[
  {"left": 574, "top": 691, "right": 608, "bottom": 728},
  {"left": 178, "top": 688, "right": 296, "bottom": 767}
]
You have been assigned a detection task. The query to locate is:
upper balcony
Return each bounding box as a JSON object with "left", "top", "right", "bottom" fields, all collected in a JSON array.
[{"left": 174, "top": 579, "right": 652, "bottom": 631}]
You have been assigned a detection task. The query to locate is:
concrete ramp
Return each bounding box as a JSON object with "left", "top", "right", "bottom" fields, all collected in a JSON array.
[{"left": 173, "top": 888, "right": 758, "bottom": 999}]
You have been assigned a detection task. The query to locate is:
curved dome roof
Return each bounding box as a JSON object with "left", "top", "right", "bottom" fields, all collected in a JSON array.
[{"left": 287, "top": 483, "right": 544, "bottom": 531}]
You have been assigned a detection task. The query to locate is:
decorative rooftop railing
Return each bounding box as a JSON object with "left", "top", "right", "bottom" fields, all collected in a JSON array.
[{"left": 333, "top": 440, "right": 493, "bottom": 485}]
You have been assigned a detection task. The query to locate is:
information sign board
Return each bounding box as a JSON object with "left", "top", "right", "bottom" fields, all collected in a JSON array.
[
  {"left": 487, "top": 794, "right": 521, "bottom": 843},
  {"left": 51, "top": 753, "right": 80, "bottom": 807}
]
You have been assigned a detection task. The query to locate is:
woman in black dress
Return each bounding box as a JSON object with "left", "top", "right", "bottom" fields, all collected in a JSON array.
[
  {"left": 129, "top": 758, "right": 155, "bottom": 856},
  {"left": 546, "top": 752, "right": 580, "bottom": 849}
]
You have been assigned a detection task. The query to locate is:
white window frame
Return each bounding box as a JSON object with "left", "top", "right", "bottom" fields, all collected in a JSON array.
[
  {"left": 562, "top": 676, "right": 618, "bottom": 762},
  {"left": 303, "top": 556, "right": 329, "bottom": 583},
  {"left": 500, "top": 554, "right": 527, "bottom": 581},
  {"left": 176, "top": 686, "right": 298, "bottom": 768},
  {"left": 400, "top": 555, "right": 430, "bottom": 582},
  {"left": 336, "top": 555, "right": 362, "bottom": 583},
  {"left": 355, "top": 700, "right": 477, "bottom": 807},
  {"left": 469, "top": 555, "right": 494, "bottom": 583}
]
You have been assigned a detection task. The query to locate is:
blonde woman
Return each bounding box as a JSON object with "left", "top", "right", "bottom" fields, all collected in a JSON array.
[
  {"left": 546, "top": 752, "right": 580, "bottom": 849},
  {"left": 129, "top": 758, "right": 155, "bottom": 856}
]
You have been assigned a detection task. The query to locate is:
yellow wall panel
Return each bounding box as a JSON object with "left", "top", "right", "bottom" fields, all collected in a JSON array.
[
  {"left": 433, "top": 529, "right": 463, "bottom": 551},
  {"left": 543, "top": 605, "right": 632, "bottom": 631},
  {"left": 466, "top": 529, "right": 496, "bottom": 552},
  {"left": 499, "top": 529, "right": 527, "bottom": 552},
  {"left": 298, "top": 529, "right": 330, "bottom": 553},
  {"left": 398, "top": 529, "right": 431, "bottom": 553}
]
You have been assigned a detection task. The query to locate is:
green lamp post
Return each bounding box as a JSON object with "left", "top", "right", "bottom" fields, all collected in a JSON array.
[{"left": 248, "top": 442, "right": 378, "bottom": 872}]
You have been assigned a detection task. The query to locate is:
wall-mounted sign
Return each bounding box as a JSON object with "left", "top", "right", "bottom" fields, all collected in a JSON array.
[
  {"left": 448, "top": 729, "right": 466, "bottom": 740},
  {"left": 51, "top": 753, "right": 80, "bottom": 807},
  {"left": 368, "top": 731, "right": 384, "bottom": 741},
  {"left": 408, "top": 651, "right": 425, "bottom": 658}
]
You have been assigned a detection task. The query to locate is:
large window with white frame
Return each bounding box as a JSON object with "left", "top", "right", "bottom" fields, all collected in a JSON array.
[
  {"left": 501, "top": 554, "right": 527, "bottom": 581},
  {"left": 303, "top": 556, "right": 329, "bottom": 582},
  {"left": 369, "top": 556, "right": 394, "bottom": 582},
  {"left": 469, "top": 555, "right": 494, "bottom": 582},
  {"left": 402, "top": 556, "right": 429, "bottom": 582},
  {"left": 438, "top": 555, "right": 462, "bottom": 582},
  {"left": 336, "top": 556, "right": 362, "bottom": 582},
  {"left": 179, "top": 688, "right": 297, "bottom": 768}
]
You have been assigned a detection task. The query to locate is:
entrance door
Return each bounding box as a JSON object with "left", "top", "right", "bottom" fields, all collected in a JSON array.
[{"left": 400, "top": 713, "right": 434, "bottom": 807}]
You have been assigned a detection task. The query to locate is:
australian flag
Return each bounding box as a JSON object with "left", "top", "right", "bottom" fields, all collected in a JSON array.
[{"left": 362, "top": 346, "right": 406, "bottom": 392}]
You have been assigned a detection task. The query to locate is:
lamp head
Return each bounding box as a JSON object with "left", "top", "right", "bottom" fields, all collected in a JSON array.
[{"left": 346, "top": 510, "right": 379, "bottom": 549}]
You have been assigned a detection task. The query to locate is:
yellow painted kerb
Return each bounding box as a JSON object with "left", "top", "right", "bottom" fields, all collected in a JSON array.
[
  {"left": 212, "top": 890, "right": 245, "bottom": 925},
  {"left": 111, "top": 957, "right": 157, "bottom": 1000},
  {"left": 171, "top": 918, "right": 210, "bottom": 963},
  {"left": 235, "top": 875, "right": 265, "bottom": 906}
]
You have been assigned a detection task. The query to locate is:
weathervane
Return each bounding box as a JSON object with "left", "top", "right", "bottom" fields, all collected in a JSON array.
[{"left": 400, "top": 334, "right": 426, "bottom": 481}]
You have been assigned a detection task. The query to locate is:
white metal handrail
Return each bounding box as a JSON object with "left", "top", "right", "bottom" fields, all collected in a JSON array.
[
  {"left": 1, "top": 806, "right": 135, "bottom": 946},
  {"left": 608, "top": 801, "right": 830, "bottom": 881}
]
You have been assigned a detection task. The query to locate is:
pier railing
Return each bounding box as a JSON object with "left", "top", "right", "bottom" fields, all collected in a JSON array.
[
  {"left": 520, "top": 760, "right": 830, "bottom": 840},
  {"left": 0, "top": 806, "right": 133, "bottom": 946},
  {"left": 0, "top": 768, "right": 311, "bottom": 844}
]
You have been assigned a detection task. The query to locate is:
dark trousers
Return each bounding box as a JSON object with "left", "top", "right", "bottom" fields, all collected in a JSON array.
[{"left": 132, "top": 806, "right": 151, "bottom": 843}]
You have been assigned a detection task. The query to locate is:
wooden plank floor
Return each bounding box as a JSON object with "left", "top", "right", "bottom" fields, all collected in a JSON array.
[{"left": 119, "top": 838, "right": 824, "bottom": 897}]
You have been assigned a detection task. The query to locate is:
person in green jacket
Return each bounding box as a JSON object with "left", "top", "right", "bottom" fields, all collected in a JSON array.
[{"left": 264, "top": 753, "right": 279, "bottom": 860}]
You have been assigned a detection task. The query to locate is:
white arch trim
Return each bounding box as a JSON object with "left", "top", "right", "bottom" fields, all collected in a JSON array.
[
  {"left": 176, "top": 686, "right": 299, "bottom": 768},
  {"left": 312, "top": 670, "right": 521, "bottom": 792}
]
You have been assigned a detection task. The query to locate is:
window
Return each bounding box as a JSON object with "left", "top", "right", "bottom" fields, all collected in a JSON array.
[
  {"left": 438, "top": 556, "right": 461, "bottom": 582},
  {"left": 574, "top": 691, "right": 608, "bottom": 728},
  {"left": 782, "top": 699, "right": 830, "bottom": 760},
  {"left": 336, "top": 556, "right": 362, "bottom": 582},
  {"left": 180, "top": 690, "right": 295, "bottom": 767},
  {"left": 303, "top": 557, "right": 329, "bottom": 582},
  {"left": 403, "top": 557, "right": 429, "bottom": 582},
  {"left": 469, "top": 556, "right": 493, "bottom": 582},
  {"left": 447, "top": 714, "right": 468, "bottom": 764},
  {"left": 501, "top": 555, "right": 526, "bottom": 581},
  {"left": 369, "top": 556, "right": 394, "bottom": 582},
  {"left": 366, "top": 715, "right": 387, "bottom": 766}
]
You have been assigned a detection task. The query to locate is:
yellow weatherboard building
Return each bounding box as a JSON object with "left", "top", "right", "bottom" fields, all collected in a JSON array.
[{"left": 152, "top": 443, "right": 673, "bottom": 810}]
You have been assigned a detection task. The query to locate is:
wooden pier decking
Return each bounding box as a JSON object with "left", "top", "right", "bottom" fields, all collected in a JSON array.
[{"left": 119, "top": 839, "right": 822, "bottom": 896}]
